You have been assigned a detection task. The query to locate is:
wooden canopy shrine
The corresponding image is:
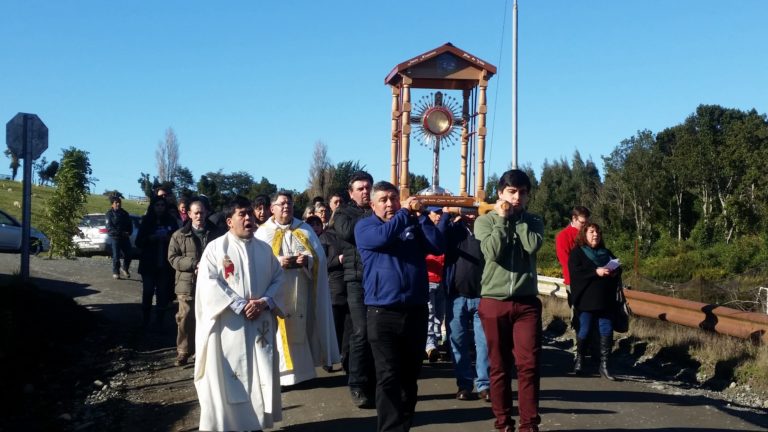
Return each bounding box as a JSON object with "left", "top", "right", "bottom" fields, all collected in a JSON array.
[{"left": 385, "top": 43, "right": 497, "bottom": 208}]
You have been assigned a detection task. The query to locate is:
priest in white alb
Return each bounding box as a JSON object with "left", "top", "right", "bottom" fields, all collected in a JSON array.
[
  {"left": 194, "top": 196, "right": 285, "bottom": 432},
  {"left": 255, "top": 190, "right": 339, "bottom": 386}
]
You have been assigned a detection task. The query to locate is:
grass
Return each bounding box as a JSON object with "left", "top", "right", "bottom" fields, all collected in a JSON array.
[{"left": 0, "top": 180, "right": 147, "bottom": 231}]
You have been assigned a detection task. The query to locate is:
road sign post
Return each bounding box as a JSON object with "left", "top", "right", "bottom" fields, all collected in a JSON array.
[{"left": 6, "top": 113, "right": 48, "bottom": 281}]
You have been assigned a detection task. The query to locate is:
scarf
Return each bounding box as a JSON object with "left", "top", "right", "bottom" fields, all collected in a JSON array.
[{"left": 581, "top": 245, "right": 611, "bottom": 267}]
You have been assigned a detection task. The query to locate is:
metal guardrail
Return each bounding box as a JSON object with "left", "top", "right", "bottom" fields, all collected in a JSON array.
[{"left": 537, "top": 275, "right": 768, "bottom": 343}]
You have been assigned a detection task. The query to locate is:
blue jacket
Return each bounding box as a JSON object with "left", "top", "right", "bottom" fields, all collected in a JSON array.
[{"left": 355, "top": 208, "right": 445, "bottom": 307}]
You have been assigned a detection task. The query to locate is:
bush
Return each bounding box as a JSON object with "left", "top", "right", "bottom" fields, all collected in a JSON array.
[{"left": 642, "top": 254, "right": 695, "bottom": 282}]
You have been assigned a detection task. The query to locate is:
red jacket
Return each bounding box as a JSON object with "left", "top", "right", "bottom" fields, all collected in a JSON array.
[
  {"left": 555, "top": 225, "right": 579, "bottom": 285},
  {"left": 426, "top": 254, "right": 445, "bottom": 284}
]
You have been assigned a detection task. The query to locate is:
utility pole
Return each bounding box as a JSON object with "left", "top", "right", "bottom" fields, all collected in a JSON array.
[{"left": 511, "top": 0, "right": 519, "bottom": 169}]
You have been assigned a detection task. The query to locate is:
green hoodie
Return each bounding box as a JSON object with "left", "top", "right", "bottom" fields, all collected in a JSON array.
[{"left": 473, "top": 209, "right": 544, "bottom": 300}]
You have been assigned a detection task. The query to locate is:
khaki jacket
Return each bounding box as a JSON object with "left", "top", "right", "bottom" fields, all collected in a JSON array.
[{"left": 168, "top": 222, "right": 222, "bottom": 295}]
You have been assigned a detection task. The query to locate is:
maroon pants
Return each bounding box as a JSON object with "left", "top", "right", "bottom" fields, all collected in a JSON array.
[{"left": 479, "top": 296, "right": 542, "bottom": 431}]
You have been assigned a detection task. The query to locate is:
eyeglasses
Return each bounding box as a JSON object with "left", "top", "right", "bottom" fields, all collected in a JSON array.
[{"left": 273, "top": 201, "right": 293, "bottom": 207}]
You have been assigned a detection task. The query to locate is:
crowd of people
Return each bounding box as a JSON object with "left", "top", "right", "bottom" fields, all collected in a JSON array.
[{"left": 102, "top": 169, "right": 625, "bottom": 432}]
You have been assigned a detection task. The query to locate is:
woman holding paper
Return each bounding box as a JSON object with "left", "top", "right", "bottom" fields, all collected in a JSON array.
[{"left": 568, "top": 222, "right": 622, "bottom": 380}]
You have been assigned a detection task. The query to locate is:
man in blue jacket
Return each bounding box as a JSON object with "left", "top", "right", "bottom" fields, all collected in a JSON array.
[{"left": 355, "top": 181, "right": 444, "bottom": 432}]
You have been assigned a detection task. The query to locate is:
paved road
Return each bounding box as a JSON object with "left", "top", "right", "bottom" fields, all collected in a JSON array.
[{"left": 3, "top": 253, "right": 767, "bottom": 431}]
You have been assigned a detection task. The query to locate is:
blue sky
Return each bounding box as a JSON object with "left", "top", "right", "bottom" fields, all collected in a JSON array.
[{"left": 3, "top": 1, "right": 767, "bottom": 199}]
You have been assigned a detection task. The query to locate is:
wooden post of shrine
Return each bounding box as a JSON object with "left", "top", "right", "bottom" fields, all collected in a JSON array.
[
  {"left": 459, "top": 89, "right": 470, "bottom": 196},
  {"left": 399, "top": 76, "right": 412, "bottom": 199},
  {"left": 475, "top": 72, "right": 488, "bottom": 201},
  {"left": 390, "top": 86, "right": 401, "bottom": 186}
]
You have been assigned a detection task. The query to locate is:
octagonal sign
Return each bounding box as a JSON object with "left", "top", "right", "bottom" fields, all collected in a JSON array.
[{"left": 6, "top": 113, "right": 48, "bottom": 160}]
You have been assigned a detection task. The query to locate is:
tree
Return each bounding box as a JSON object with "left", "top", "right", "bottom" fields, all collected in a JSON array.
[
  {"left": 34, "top": 157, "right": 47, "bottom": 185},
  {"left": 528, "top": 158, "right": 573, "bottom": 230},
  {"left": 41, "top": 160, "right": 59, "bottom": 186},
  {"left": 173, "top": 165, "right": 196, "bottom": 198},
  {"left": 409, "top": 172, "right": 429, "bottom": 193},
  {"left": 328, "top": 160, "right": 366, "bottom": 201},
  {"left": 601, "top": 130, "right": 665, "bottom": 251},
  {"left": 41, "top": 147, "right": 93, "bottom": 258},
  {"left": 248, "top": 177, "right": 277, "bottom": 199},
  {"left": 570, "top": 151, "right": 601, "bottom": 207},
  {"left": 527, "top": 155, "right": 597, "bottom": 231},
  {"left": 658, "top": 125, "right": 697, "bottom": 241},
  {"left": 197, "top": 170, "right": 257, "bottom": 210},
  {"left": 137, "top": 172, "right": 158, "bottom": 198},
  {"left": 292, "top": 190, "right": 311, "bottom": 219},
  {"left": 484, "top": 173, "right": 499, "bottom": 204},
  {"left": 156, "top": 127, "right": 179, "bottom": 183},
  {"left": 221, "top": 171, "right": 255, "bottom": 198},
  {"left": 307, "top": 140, "right": 334, "bottom": 201},
  {"left": 4, "top": 149, "right": 19, "bottom": 181},
  {"left": 34, "top": 157, "right": 60, "bottom": 186},
  {"left": 197, "top": 174, "right": 221, "bottom": 210}
]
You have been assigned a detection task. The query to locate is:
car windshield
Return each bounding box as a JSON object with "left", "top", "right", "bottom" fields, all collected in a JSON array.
[{"left": 80, "top": 215, "right": 107, "bottom": 227}]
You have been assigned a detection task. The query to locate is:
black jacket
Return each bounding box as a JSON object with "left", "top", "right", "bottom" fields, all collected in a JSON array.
[
  {"left": 320, "top": 227, "right": 346, "bottom": 305},
  {"left": 136, "top": 214, "right": 179, "bottom": 275},
  {"left": 333, "top": 201, "right": 372, "bottom": 283},
  {"left": 106, "top": 208, "right": 133, "bottom": 239},
  {"left": 444, "top": 220, "right": 484, "bottom": 298},
  {"left": 568, "top": 246, "right": 622, "bottom": 312}
]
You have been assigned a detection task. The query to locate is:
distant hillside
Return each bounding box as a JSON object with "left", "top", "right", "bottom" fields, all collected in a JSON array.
[{"left": 0, "top": 180, "right": 148, "bottom": 229}]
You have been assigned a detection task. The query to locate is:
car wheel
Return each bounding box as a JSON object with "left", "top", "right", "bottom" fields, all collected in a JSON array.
[{"left": 29, "top": 238, "right": 42, "bottom": 256}]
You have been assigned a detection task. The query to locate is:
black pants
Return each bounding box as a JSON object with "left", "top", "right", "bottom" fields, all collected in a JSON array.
[
  {"left": 367, "top": 305, "right": 428, "bottom": 432},
  {"left": 109, "top": 237, "right": 132, "bottom": 275},
  {"left": 347, "top": 281, "right": 375, "bottom": 393},
  {"left": 332, "top": 303, "right": 352, "bottom": 371}
]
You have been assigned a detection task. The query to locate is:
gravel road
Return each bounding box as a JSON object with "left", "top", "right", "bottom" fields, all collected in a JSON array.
[{"left": 2, "top": 252, "right": 767, "bottom": 431}]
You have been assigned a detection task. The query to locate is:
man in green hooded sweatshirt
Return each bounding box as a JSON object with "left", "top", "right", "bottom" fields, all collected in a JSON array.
[{"left": 474, "top": 169, "right": 544, "bottom": 432}]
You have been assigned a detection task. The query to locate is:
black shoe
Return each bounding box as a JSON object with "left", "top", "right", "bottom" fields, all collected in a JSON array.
[
  {"left": 455, "top": 389, "right": 475, "bottom": 401},
  {"left": 174, "top": 353, "right": 189, "bottom": 367},
  {"left": 426, "top": 348, "right": 439, "bottom": 363},
  {"left": 351, "top": 390, "right": 373, "bottom": 408},
  {"left": 478, "top": 389, "right": 491, "bottom": 402}
]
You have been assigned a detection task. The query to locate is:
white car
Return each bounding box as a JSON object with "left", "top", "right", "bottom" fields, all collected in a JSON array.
[
  {"left": 0, "top": 209, "right": 51, "bottom": 254},
  {"left": 73, "top": 213, "right": 141, "bottom": 256}
]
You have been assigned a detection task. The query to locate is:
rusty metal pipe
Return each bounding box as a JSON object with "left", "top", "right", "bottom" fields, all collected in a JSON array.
[
  {"left": 537, "top": 276, "right": 768, "bottom": 343},
  {"left": 624, "top": 289, "right": 768, "bottom": 343}
]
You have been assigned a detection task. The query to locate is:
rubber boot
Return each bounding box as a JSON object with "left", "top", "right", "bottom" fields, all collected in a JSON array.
[
  {"left": 599, "top": 334, "right": 616, "bottom": 381},
  {"left": 574, "top": 338, "right": 587, "bottom": 375}
]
